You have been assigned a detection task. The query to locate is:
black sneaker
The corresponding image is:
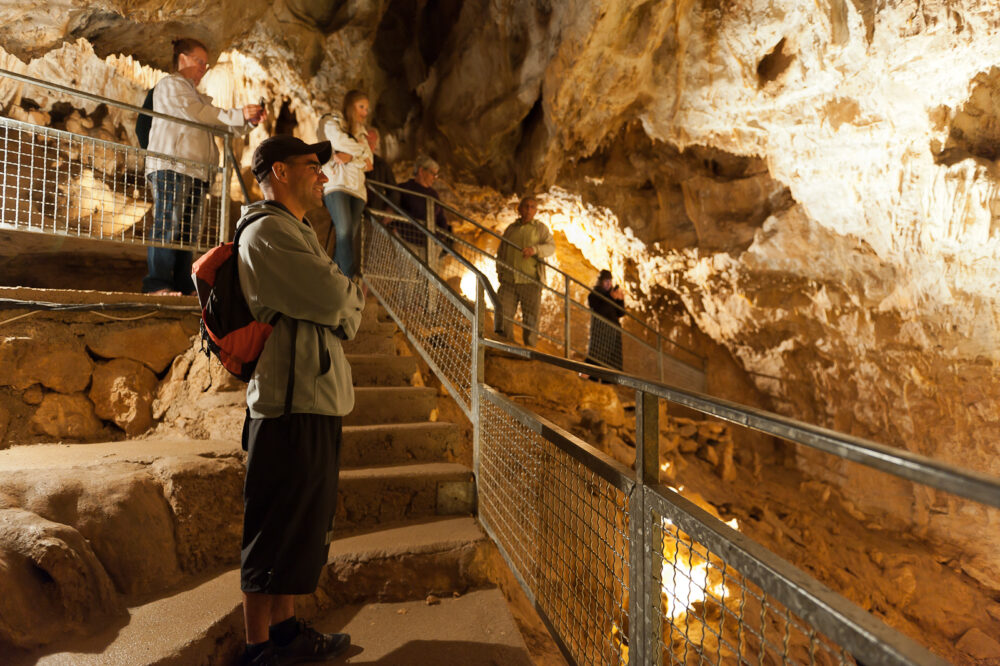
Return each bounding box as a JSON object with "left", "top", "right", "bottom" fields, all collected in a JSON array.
[
  {"left": 274, "top": 620, "right": 350, "bottom": 663},
  {"left": 242, "top": 644, "right": 280, "bottom": 666}
]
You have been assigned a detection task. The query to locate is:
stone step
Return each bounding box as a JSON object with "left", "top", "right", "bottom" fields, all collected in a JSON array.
[
  {"left": 7, "top": 517, "right": 493, "bottom": 666},
  {"left": 337, "top": 463, "right": 475, "bottom": 531},
  {"left": 346, "top": 386, "right": 438, "bottom": 426},
  {"left": 341, "top": 422, "right": 465, "bottom": 467},
  {"left": 343, "top": 321, "right": 397, "bottom": 355},
  {"left": 346, "top": 353, "right": 417, "bottom": 387},
  {"left": 315, "top": 588, "right": 532, "bottom": 665}
]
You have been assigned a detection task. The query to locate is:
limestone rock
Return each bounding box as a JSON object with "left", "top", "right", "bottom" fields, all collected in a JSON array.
[
  {"left": 89, "top": 358, "right": 159, "bottom": 436},
  {"left": 0, "top": 508, "right": 122, "bottom": 648},
  {"left": 21, "top": 384, "right": 43, "bottom": 405},
  {"left": 0, "top": 405, "right": 8, "bottom": 444},
  {"left": 485, "top": 354, "right": 624, "bottom": 427},
  {"left": 84, "top": 322, "right": 194, "bottom": 373},
  {"left": 150, "top": 455, "right": 244, "bottom": 573},
  {"left": 0, "top": 465, "right": 182, "bottom": 596},
  {"left": 0, "top": 333, "right": 93, "bottom": 393},
  {"left": 30, "top": 393, "right": 102, "bottom": 440},
  {"left": 956, "top": 627, "right": 1000, "bottom": 660}
]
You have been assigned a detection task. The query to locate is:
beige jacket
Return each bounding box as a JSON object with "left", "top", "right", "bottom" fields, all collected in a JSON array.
[
  {"left": 237, "top": 200, "right": 365, "bottom": 418},
  {"left": 497, "top": 218, "right": 556, "bottom": 285},
  {"left": 317, "top": 113, "right": 372, "bottom": 201},
  {"left": 144, "top": 73, "right": 252, "bottom": 180}
]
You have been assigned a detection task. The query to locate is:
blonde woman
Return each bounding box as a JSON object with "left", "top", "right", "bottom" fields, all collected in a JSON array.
[{"left": 318, "top": 90, "right": 373, "bottom": 278}]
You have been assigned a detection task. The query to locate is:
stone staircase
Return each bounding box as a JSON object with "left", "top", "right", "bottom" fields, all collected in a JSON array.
[{"left": 0, "top": 297, "right": 544, "bottom": 665}]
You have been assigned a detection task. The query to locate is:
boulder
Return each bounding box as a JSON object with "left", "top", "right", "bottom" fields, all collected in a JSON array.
[
  {"left": 89, "top": 358, "right": 159, "bottom": 436},
  {"left": 0, "top": 508, "right": 122, "bottom": 648},
  {"left": 0, "top": 464, "right": 182, "bottom": 596},
  {"left": 0, "top": 333, "right": 93, "bottom": 393},
  {"left": 151, "top": 455, "right": 245, "bottom": 573},
  {"left": 84, "top": 322, "right": 193, "bottom": 373},
  {"left": 21, "top": 384, "right": 44, "bottom": 405},
  {"left": 956, "top": 627, "right": 1000, "bottom": 660},
  {"left": 30, "top": 393, "right": 103, "bottom": 440}
]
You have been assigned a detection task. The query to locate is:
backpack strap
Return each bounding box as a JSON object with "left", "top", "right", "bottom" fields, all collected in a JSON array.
[{"left": 235, "top": 210, "right": 297, "bottom": 416}]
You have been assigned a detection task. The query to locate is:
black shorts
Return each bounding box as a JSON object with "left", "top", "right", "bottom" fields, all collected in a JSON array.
[{"left": 241, "top": 411, "right": 343, "bottom": 594}]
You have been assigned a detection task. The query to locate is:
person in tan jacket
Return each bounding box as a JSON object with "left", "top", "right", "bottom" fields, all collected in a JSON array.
[
  {"left": 142, "top": 37, "right": 264, "bottom": 295},
  {"left": 496, "top": 196, "right": 555, "bottom": 347}
]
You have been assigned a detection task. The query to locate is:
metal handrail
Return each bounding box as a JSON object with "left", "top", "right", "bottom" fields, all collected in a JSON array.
[
  {"left": 0, "top": 67, "right": 236, "bottom": 138},
  {"left": 367, "top": 179, "right": 703, "bottom": 364},
  {"left": 0, "top": 67, "right": 252, "bottom": 245},
  {"left": 482, "top": 337, "right": 1000, "bottom": 510},
  {"left": 366, "top": 184, "right": 503, "bottom": 332}
]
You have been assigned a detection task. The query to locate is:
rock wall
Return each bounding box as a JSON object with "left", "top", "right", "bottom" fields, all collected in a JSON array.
[{"left": 0, "top": 297, "right": 198, "bottom": 446}]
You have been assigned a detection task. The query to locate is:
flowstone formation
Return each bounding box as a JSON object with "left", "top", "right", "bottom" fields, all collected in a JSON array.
[{"left": 0, "top": 0, "right": 999, "bottom": 656}]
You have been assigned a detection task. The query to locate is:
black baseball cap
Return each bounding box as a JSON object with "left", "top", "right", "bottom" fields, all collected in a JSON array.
[{"left": 252, "top": 135, "right": 332, "bottom": 182}]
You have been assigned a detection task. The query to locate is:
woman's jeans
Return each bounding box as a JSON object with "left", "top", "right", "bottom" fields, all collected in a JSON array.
[
  {"left": 323, "top": 190, "right": 365, "bottom": 278},
  {"left": 142, "top": 170, "right": 207, "bottom": 294}
]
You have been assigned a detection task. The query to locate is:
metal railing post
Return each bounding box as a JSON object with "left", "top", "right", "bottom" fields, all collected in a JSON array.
[
  {"left": 220, "top": 136, "right": 234, "bottom": 242},
  {"left": 656, "top": 333, "right": 664, "bottom": 383},
  {"left": 471, "top": 281, "right": 486, "bottom": 485},
  {"left": 629, "top": 389, "right": 659, "bottom": 665},
  {"left": 563, "top": 274, "right": 571, "bottom": 358},
  {"left": 426, "top": 198, "right": 438, "bottom": 271}
]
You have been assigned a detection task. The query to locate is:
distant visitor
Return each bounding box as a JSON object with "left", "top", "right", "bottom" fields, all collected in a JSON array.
[
  {"left": 585, "top": 269, "right": 626, "bottom": 374},
  {"left": 391, "top": 156, "right": 453, "bottom": 257},
  {"left": 496, "top": 196, "right": 554, "bottom": 347},
  {"left": 318, "top": 90, "right": 374, "bottom": 279},
  {"left": 141, "top": 37, "right": 264, "bottom": 296}
]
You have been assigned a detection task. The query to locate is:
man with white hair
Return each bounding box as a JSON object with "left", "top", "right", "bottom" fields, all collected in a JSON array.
[{"left": 390, "top": 156, "right": 452, "bottom": 253}]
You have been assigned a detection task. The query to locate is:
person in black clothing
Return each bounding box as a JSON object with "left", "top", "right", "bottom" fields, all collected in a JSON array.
[
  {"left": 585, "top": 269, "right": 626, "bottom": 373},
  {"left": 390, "top": 156, "right": 452, "bottom": 252}
]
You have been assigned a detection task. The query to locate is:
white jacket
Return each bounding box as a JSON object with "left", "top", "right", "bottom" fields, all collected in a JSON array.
[
  {"left": 317, "top": 113, "right": 372, "bottom": 201},
  {"left": 144, "top": 73, "right": 251, "bottom": 180}
]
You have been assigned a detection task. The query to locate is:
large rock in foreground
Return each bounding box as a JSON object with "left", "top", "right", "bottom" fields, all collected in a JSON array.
[{"left": 0, "top": 508, "right": 123, "bottom": 648}]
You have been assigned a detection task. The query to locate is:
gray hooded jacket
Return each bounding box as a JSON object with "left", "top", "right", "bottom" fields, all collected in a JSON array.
[{"left": 236, "top": 200, "right": 365, "bottom": 418}]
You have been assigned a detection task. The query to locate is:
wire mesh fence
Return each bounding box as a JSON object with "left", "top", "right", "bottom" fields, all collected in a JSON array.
[
  {"left": 479, "top": 388, "right": 632, "bottom": 666},
  {"left": 361, "top": 215, "right": 475, "bottom": 411},
  {"left": 0, "top": 114, "right": 224, "bottom": 251},
  {"left": 648, "top": 506, "right": 852, "bottom": 666},
  {"left": 362, "top": 204, "right": 951, "bottom": 666}
]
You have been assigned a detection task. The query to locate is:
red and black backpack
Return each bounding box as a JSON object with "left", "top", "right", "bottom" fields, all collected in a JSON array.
[{"left": 192, "top": 213, "right": 278, "bottom": 381}]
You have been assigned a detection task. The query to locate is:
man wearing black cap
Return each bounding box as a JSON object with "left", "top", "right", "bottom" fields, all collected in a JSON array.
[{"left": 236, "top": 135, "right": 364, "bottom": 665}]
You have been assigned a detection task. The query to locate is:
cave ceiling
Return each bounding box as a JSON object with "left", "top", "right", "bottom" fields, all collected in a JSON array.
[{"left": 1, "top": 1, "right": 1000, "bottom": 572}]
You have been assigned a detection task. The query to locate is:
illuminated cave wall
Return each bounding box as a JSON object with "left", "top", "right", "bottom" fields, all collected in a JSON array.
[{"left": 0, "top": 0, "right": 998, "bottom": 588}]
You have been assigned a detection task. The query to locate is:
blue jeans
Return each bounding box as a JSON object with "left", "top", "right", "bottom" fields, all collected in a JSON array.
[
  {"left": 142, "top": 170, "right": 207, "bottom": 294},
  {"left": 323, "top": 190, "right": 365, "bottom": 278}
]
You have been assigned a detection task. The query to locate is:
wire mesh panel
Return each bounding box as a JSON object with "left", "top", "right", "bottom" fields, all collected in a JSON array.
[
  {"left": 642, "top": 487, "right": 943, "bottom": 666},
  {"left": 361, "top": 216, "right": 475, "bottom": 410},
  {"left": 649, "top": 514, "right": 850, "bottom": 665},
  {"left": 0, "top": 115, "right": 222, "bottom": 251},
  {"left": 478, "top": 390, "right": 632, "bottom": 666}
]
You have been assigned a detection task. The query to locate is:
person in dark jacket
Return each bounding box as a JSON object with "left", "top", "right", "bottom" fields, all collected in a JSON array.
[
  {"left": 585, "top": 270, "right": 626, "bottom": 372},
  {"left": 390, "top": 156, "right": 452, "bottom": 251}
]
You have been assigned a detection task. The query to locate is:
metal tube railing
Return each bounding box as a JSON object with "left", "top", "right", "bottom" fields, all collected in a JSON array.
[
  {"left": 0, "top": 67, "right": 250, "bottom": 253},
  {"left": 361, "top": 217, "right": 994, "bottom": 665}
]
